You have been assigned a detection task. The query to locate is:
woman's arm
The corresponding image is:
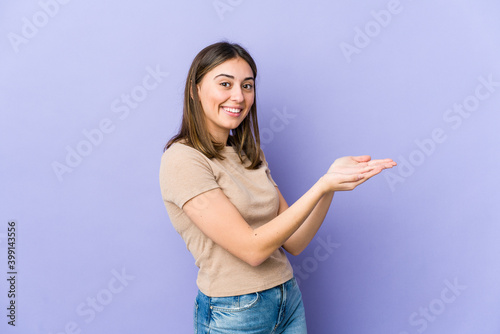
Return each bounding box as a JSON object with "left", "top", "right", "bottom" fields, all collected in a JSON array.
[
  {"left": 183, "top": 178, "right": 327, "bottom": 266},
  {"left": 182, "top": 155, "right": 396, "bottom": 266},
  {"left": 282, "top": 155, "right": 396, "bottom": 255},
  {"left": 278, "top": 187, "right": 334, "bottom": 256}
]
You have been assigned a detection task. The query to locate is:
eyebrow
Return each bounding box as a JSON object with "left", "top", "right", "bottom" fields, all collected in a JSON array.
[{"left": 214, "top": 74, "right": 255, "bottom": 81}]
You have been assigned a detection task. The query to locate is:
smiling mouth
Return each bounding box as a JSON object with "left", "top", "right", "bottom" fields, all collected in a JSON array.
[{"left": 222, "top": 107, "right": 242, "bottom": 115}]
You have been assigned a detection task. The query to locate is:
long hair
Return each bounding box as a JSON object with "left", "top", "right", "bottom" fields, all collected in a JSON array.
[{"left": 165, "top": 42, "right": 262, "bottom": 169}]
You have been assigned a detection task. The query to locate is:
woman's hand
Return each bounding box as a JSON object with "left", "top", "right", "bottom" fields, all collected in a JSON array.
[{"left": 320, "top": 155, "right": 397, "bottom": 192}]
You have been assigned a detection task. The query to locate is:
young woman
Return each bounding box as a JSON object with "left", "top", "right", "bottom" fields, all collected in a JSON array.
[{"left": 159, "top": 42, "right": 396, "bottom": 333}]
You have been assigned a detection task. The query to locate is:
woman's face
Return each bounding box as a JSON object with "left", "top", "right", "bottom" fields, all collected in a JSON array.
[{"left": 196, "top": 57, "right": 255, "bottom": 143}]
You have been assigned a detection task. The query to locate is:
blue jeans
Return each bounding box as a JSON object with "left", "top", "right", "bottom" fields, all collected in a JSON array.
[{"left": 194, "top": 277, "right": 307, "bottom": 333}]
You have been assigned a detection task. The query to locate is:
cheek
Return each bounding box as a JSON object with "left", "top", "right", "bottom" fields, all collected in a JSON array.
[
  {"left": 206, "top": 91, "right": 228, "bottom": 108},
  {"left": 199, "top": 92, "right": 218, "bottom": 113},
  {"left": 246, "top": 93, "right": 255, "bottom": 107}
]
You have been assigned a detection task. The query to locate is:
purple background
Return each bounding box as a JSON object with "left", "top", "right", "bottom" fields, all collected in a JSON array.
[{"left": 1, "top": 1, "right": 500, "bottom": 333}]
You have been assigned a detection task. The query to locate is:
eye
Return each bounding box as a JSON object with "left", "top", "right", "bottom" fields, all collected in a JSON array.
[
  {"left": 220, "top": 82, "right": 231, "bottom": 88},
  {"left": 243, "top": 83, "right": 254, "bottom": 90}
]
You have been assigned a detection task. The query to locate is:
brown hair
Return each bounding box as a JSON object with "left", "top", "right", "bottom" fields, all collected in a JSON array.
[{"left": 165, "top": 42, "right": 262, "bottom": 169}]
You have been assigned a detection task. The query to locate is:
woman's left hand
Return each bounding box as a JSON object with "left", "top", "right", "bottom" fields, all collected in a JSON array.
[{"left": 326, "top": 155, "right": 397, "bottom": 185}]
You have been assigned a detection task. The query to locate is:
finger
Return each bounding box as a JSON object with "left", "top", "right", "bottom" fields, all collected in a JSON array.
[
  {"left": 330, "top": 165, "right": 375, "bottom": 175},
  {"left": 362, "top": 166, "right": 388, "bottom": 179},
  {"left": 339, "top": 171, "right": 379, "bottom": 190},
  {"left": 367, "top": 158, "right": 393, "bottom": 165},
  {"left": 341, "top": 164, "right": 393, "bottom": 189},
  {"left": 337, "top": 172, "right": 365, "bottom": 184},
  {"left": 368, "top": 163, "right": 396, "bottom": 171},
  {"left": 367, "top": 159, "right": 397, "bottom": 169},
  {"left": 367, "top": 158, "right": 396, "bottom": 164},
  {"left": 358, "top": 166, "right": 377, "bottom": 174}
]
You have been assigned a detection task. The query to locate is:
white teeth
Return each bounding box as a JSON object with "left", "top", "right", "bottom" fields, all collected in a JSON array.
[{"left": 223, "top": 107, "right": 241, "bottom": 114}]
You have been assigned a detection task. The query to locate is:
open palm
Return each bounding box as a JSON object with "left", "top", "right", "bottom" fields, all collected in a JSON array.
[{"left": 323, "top": 155, "right": 397, "bottom": 191}]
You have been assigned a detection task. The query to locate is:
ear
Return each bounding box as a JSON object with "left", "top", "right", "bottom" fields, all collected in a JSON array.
[{"left": 190, "top": 81, "right": 202, "bottom": 100}]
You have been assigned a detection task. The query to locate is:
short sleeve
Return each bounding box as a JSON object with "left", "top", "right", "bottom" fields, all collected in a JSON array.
[
  {"left": 260, "top": 150, "right": 278, "bottom": 187},
  {"left": 159, "top": 143, "right": 220, "bottom": 208}
]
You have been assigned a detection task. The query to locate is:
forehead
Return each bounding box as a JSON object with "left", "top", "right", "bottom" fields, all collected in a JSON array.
[{"left": 208, "top": 57, "right": 254, "bottom": 79}]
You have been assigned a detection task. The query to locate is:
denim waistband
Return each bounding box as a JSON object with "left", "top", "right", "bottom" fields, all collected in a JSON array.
[{"left": 194, "top": 277, "right": 307, "bottom": 333}]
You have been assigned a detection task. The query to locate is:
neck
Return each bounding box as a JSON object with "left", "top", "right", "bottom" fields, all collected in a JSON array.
[{"left": 210, "top": 130, "right": 230, "bottom": 146}]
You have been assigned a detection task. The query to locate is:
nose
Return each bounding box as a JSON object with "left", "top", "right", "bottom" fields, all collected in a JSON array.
[{"left": 230, "top": 86, "right": 244, "bottom": 103}]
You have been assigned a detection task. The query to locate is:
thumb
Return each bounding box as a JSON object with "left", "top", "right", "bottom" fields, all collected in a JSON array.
[{"left": 352, "top": 155, "right": 371, "bottom": 163}]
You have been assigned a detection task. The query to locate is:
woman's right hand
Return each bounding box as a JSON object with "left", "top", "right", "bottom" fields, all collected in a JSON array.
[{"left": 320, "top": 155, "right": 396, "bottom": 192}]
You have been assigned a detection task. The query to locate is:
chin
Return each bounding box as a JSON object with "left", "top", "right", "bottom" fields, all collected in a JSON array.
[{"left": 224, "top": 121, "right": 243, "bottom": 130}]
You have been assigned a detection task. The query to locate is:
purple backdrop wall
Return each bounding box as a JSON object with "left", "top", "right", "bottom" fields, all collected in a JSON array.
[{"left": 1, "top": 1, "right": 500, "bottom": 333}]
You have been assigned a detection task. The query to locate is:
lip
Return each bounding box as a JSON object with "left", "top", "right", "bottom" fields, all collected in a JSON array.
[{"left": 221, "top": 106, "right": 243, "bottom": 117}]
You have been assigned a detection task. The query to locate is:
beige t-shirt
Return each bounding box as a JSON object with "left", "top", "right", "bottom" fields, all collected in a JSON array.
[{"left": 159, "top": 142, "right": 293, "bottom": 297}]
